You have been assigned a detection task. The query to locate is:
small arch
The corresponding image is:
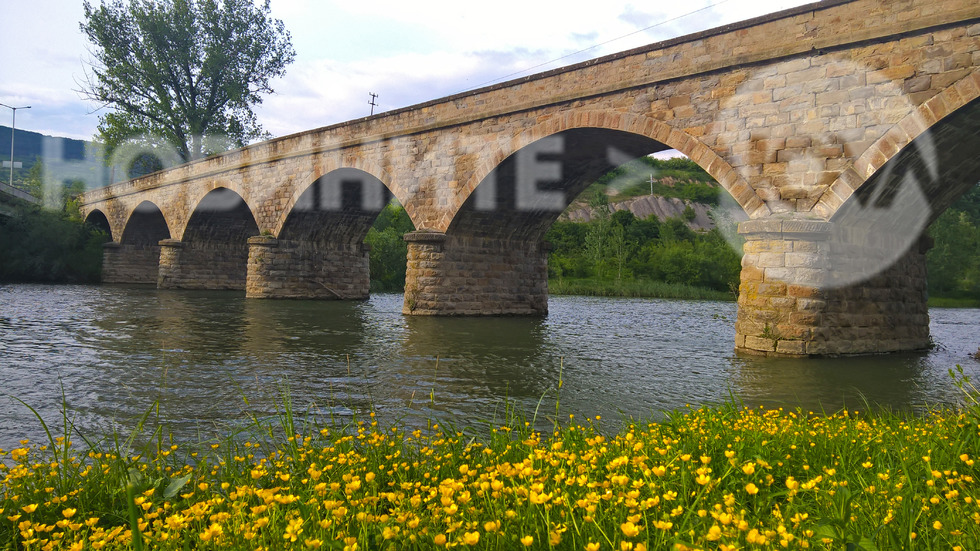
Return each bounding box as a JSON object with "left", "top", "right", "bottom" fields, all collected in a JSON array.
[
  {"left": 178, "top": 187, "right": 260, "bottom": 290},
  {"left": 278, "top": 168, "right": 392, "bottom": 244},
  {"left": 177, "top": 182, "right": 260, "bottom": 241},
  {"left": 276, "top": 164, "right": 402, "bottom": 236},
  {"left": 121, "top": 201, "right": 171, "bottom": 245},
  {"left": 84, "top": 209, "right": 112, "bottom": 240}
]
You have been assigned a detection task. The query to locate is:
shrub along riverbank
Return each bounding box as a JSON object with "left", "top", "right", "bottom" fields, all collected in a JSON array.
[
  {"left": 3, "top": 368, "right": 980, "bottom": 549},
  {"left": 0, "top": 200, "right": 107, "bottom": 284}
]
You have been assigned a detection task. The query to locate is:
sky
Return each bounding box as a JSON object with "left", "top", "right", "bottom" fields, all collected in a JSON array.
[{"left": 0, "top": 0, "right": 812, "bottom": 143}]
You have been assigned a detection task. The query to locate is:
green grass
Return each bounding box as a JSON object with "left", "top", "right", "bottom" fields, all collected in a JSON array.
[
  {"left": 928, "top": 296, "right": 980, "bottom": 308},
  {"left": 549, "top": 277, "right": 734, "bottom": 301},
  {"left": 3, "top": 368, "right": 980, "bottom": 549}
]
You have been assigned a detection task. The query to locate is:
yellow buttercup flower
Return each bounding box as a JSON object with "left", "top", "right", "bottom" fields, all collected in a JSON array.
[{"left": 621, "top": 521, "right": 640, "bottom": 537}]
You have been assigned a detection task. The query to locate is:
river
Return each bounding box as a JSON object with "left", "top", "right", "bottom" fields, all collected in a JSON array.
[{"left": 1, "top": 284, "right": 978, "bottom": 451}]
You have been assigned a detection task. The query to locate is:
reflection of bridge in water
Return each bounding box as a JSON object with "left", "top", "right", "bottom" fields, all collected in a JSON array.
[{"left": 80, "top": 0, "right": 980, "bottom": 357}]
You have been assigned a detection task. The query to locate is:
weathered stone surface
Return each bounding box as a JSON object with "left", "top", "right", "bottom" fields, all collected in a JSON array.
[
  {"left": 735, "top": 224, "right": 930, "bottom": 357},
  {"left": 246, "top": 237, "right": 370, "bottom": 299},
  {"left": 403, "top": 233, "right": 548, "bottom": 315}
]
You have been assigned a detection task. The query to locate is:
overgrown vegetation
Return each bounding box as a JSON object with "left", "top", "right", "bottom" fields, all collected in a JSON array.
[
  {"left": 589, "top": 156, "right": 720, "bottom": 205},
  {"left": 3, "top": 368, "right": 980, "bottom": 549},
  {"left": 364, "top": 203, "right": 414, "bottom": 292},
  {"left": 547, "top": 188, "right": 740, "bottom": 297},
  {"left": 0, "top": 163, "right": 108, "bottom": 283},
  {"left": 927, "top": 183, "right": 980, "bottom": 302}
]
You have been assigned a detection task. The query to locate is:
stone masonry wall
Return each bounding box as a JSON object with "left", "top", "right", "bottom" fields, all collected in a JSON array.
[
  {"left": 245, "top": 236, "right": 370, "bottom": 299},
  {"left": 101, "top": 242, "right": 161, "bottom": 284},
  {"left": 735, "top": 220, "right": 930, "bottom": 356},
  {"left": 403, "top": 232, "right": 548, "bottom": 315},
  {"left": 157, "top": 239, "right": 250, "bottom": 290}
]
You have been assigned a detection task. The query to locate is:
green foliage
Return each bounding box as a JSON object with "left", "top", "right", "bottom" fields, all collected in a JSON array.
[
  {"left": 682, "top": 204, "right": 696, "bottom": 221},
  {"left": 545, "top": 209, "right": 741, "bottom": 294},
  {"left": 0, "top": 202, "right": 108, "bottom": 283},
  {"left": 593, "top": 156, "right": 721, "bottom": 205},
  {"left": 364, "top": 202, "right": 414, "bottom": 291},
  {"left": 927, "top": 184, "right": 980, "bottom": 300},
  {"left": 79, "top": 0, "right": 295, "bottom": 161}
]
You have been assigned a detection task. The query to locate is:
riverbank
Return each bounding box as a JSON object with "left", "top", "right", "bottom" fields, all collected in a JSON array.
[
  {"left": 549, "top": 277, "right": 733, "bottom": 301},
  {"left": 928, "top": 296, "right": 980, "bottom": 308},
  {"left": 3, "top": 371, "right": 979, "bottom": 550}
]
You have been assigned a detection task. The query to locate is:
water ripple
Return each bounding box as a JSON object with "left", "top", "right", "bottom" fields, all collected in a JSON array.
[{"left": 0, "top": 284, "right": 978, "bottom": 450}]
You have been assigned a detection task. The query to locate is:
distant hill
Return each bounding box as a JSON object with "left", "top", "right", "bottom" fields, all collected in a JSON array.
[
  {"left": 0, "top": 126, "right": 106, "bottom": 191},
  {"left": 0, "top": 125, "right": 90, "bottom": 168}
]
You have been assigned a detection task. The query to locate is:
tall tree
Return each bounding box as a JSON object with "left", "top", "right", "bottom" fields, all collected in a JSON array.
[{"left": 80, "top": 0, "right": 295, "bottom": 162}]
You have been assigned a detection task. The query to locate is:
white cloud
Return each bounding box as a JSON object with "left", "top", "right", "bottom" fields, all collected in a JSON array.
[{"left": 3, "top": 0, "right": 812, "bottom": 141}]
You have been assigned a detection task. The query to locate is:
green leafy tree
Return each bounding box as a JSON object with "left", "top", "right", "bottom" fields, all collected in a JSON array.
[
  {"left": 0, "top": 202, "right": 108, "bottom": 283},
  {"left": 364, "top": 203, "right": 415, "bottom": 291},
  {"left": 22, "top": 157, "right": 44, "bottom": 201},
  {"left": 80, "top": 0, "right": 295, "bottom": 161}
]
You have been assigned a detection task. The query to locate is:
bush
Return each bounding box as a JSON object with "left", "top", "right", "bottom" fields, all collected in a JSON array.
[{"left": 0, "top": 202, "right": 107, "bottom": 283}]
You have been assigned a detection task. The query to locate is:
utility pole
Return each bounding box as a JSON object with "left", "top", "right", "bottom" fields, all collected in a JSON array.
[
  {"left": 368, "top": 92, "right": 379, "bottom": 116},
  {"left": 0, "top": 102, "right": 31, "bottom": 188}
]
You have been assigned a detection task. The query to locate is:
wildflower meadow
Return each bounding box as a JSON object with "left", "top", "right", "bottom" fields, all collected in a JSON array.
[{"left": 2, "top": 367, "right": 979, "bottom": 550}]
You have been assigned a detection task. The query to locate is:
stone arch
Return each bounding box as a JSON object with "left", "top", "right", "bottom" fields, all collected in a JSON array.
[
  {"left": 103, "top": 201, "right": 173, "bottom": 285},
  {"left": 275, "top": 166, "right": 397, "bottom": 241},
  {"left": 121, "top": 201, "right": 172, "bottom": 245},
  {"left": 160, "top": 187, "right": 260, "bottom": 290},
  {"left": 84, "top": 209, "right": 113, "bottom": 240},
  {"left": 275, "top": 160, "right": 400, "bottom": 237},
  {"left": 249, "top": 168, "right": 413, "bottom": 300},
  {"left": 439, "top": 110, "right": 769, "bottom": 232},
  {"left": 175, "top": 180, "right": 261, "bottom": 241}
]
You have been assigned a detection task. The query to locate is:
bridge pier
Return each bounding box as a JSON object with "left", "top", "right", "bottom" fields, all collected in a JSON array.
[
  {"left": 402, "top": 232, "right": 548, "bottom": 315},
  {"left": 156, "top": 238, "right": 250, "bottom": 290},
  {"left": 735, "top": 220, "right": 930, "bottom": 356},
  {"left": 101, "top": 241, "right": 161, "bottom": 284},
  {"left": 245, "top": 236, "right": 371, "bottom": 299}
]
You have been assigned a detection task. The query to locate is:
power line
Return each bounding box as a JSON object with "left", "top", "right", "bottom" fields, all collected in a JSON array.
[{"left": 460, "top": 0, "right": 733, "bottom": 93}]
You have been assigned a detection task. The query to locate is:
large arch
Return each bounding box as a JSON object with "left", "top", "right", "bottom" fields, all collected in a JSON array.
[
  {"left": 247, "top": 168, "right": 406, "bottom": 299},
  {"left": 441, "top": 111, "right": 769, "bottom": 233},
  {"left": 158, "top": 188, "right": 260, "bottom": 290},
  {"left": 815, "top": 70, "right": 980, "bottom": 220},
  {"left": 405, "top": 123, "right": 739, "bottom": 315}
]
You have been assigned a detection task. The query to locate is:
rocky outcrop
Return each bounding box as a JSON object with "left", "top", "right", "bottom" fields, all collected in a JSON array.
[{"left": 563, "top": 195, "right": 715, "bottom": 230}]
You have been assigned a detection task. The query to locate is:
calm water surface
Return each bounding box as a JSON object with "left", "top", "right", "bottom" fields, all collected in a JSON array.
[{"left": 1, "top": 284, "right": 978, "bottom": 450}]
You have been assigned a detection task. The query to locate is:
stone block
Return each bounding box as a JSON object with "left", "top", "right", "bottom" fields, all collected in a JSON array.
[
  {"left": 775, "top": 340, "right": 806, "bottom": 355},
  {"left": 744, "top": 335, "right": 777, "bottom": 353}
]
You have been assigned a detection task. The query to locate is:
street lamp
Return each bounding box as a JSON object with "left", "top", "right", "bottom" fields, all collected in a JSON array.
[{"left": 0, "top": 102, "right": 31, "bottom": 188}]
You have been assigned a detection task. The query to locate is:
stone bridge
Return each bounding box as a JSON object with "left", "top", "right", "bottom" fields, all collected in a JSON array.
[{"left": 80, "top": 0, "right": 980, "bottom": 356}]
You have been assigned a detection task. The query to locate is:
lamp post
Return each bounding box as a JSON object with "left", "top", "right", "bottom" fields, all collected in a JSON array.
[{"left": 0, "top": 102, "right": 31, "bottom": 188}]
